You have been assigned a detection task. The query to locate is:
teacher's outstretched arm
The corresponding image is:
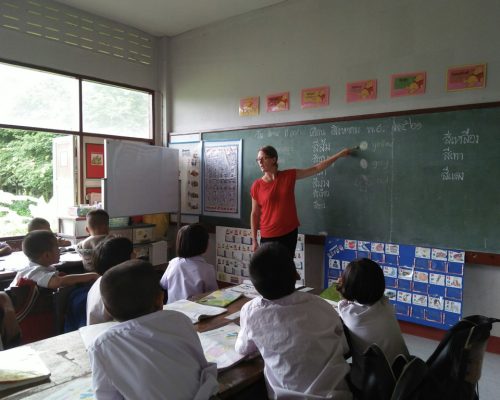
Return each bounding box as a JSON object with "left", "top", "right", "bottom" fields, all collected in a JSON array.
[
  {"left": 251, "top": 198, "right": 261, "bottom": 252},
  {"left": 296, "top": 147, "right": 351, "bottom": 180}
]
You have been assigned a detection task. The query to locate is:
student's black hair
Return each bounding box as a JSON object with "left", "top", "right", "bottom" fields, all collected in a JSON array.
[
  {"left": 176, "top": 223, "right": 209, "bottom": 258},
  {"left": 100, "top": 259, "right": 161, "bottom": 322},
  {"left": 91, "top": 236, "right": 134, "bottom": 275},
  {"left": 22, "top": 230, "right": 57, "bottom": 261},
  {"left": 249, "top": 242, "right": 296, "bottom": 300},
  {"left": 27, "top": 217, "right": 51, "bottom": 232},
  {"left": 336, "top": 258, "right": 385, "bottom": 305},
  {"left": 86, "top": 209, "right": 110, "bottom": 230}
]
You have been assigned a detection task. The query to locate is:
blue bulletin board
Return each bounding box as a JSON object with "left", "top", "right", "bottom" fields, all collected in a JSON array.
[{"left": 323, "top": 237, "right": 465, "bottom": 330}]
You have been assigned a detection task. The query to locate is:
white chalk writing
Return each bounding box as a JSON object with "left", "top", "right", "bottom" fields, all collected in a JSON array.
[
  {"left": 441, "top": 167, "right": 464, "bottom": 181},
  {"left": 442, "top": 128, "right": 479, "bottom": 145}
]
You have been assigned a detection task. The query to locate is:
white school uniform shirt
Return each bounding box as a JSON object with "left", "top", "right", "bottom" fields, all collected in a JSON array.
[
  {"left": 160, "top": 256, "right": 218, "bottom": 303},
  {"left": 86, "top": 277, "right": 113, "bottom": 325},
  {"left": 338, "top": 296, "right": 410, "bottom": 389},
  {"left": 235, "top": 291, "right": 352, "bottom": 400},
  {"left": 9, "top": 261, "right": 58, "bottom": 288},
  {"left": 88, "top": 309, "right": 219, "bottom": 400}
]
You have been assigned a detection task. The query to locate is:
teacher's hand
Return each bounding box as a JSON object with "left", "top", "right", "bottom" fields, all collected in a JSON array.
[{"left": 252, "top": 241, "right": 259, "bottom": 253}]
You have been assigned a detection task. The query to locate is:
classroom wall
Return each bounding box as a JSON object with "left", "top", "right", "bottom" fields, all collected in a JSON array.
[
  {"left": 169, "top": 0, "right": 500, "bottom": 133},
  {"left": 0, "top": 1, "right": 159, "bottom": 91},
  {"left": 171, "top": 0, "right": 500, "bottom": 336}
]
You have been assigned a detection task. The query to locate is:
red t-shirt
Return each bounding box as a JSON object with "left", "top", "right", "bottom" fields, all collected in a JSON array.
[{"left": 250, "top": 169, "right": 300, "bottom": 238}]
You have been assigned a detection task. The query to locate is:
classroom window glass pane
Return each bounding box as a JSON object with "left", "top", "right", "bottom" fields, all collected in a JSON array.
[
  {"left": 0, "top": 63, "right": 79, "bottom": 131},
  {"left": 82, "top": 81, "right": 152, "bottom": 139},
  {"left": 0, "top": 128, "right": 75, "bottom": 237}
]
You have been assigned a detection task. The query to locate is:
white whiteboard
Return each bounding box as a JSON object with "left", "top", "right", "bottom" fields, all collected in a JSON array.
[{"left": 103, "top": 140, "right": 179, "bottom": 217}]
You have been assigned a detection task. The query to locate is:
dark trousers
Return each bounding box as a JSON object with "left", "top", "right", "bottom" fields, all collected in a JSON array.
[{"left": 260, "top": 228, "right": 298, "bottom": 257}]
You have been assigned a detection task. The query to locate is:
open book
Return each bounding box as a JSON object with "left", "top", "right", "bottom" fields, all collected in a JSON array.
[
  {"left": 0, "top": 346, "right": 51, "bottom": 392},
  {"left": 229, "top": 281, "right": 260, "bottom": 298},
  {"left": 198, "top": 323, "right": 254, "bottom": 370},
  {"left": 163, "top": 299, "right": 227, "bottom": 324},
  {"left": 196, "top": 289, "right": 242, "bottom": 308}
]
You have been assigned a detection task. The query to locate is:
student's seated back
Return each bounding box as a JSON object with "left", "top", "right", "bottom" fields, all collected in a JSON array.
[
  {"left": 235, "top": 243, "right": 352, "bottom": 400},
  {"left": 86, "top": 236, "right": 135, "bottom": 325},
  {"left": 336, "top": 258, "right": 409, "bottom": 391},
  {"left": 160, "top": 223, "right": 218, "bottom": 303},
  {"left": 76, "top": 209, "right": 111, "bottom": 271},
  {"left": 88, "top": 259, "right": 218, "bottom": 400},
  {"left": 9, "top": 230, "right": 98, "bottom": 290},
  {"left": 27, "top": 217, "right": 71, "bottom": 247}
]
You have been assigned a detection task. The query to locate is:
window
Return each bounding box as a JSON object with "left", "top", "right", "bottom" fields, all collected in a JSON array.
[
  {"left": 0, "top": 63, "right": 79, "bottom": 131},
  {"left": 0, "top": 61, "right": 154, "bottom": 238},
  {"left": 0, "top": 128, "right": 70, "bottom": 237},
  {"left": 82, "top": 81, "right": 152, "bottom": 139}
]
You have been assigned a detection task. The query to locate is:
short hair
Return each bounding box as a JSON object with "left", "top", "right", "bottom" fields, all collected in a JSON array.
[
  {"left": 91, "top": 236, "right": 134, "bottom": 275},
  {"left": 22, "top": 230, "right": 57, "bottom": 261},
  {"left": 337, "top": 258, "right": 385, "bottom": 305},
  {"left": 27, "top": 217, "right": 50, "bottom": 232},
  {"left": 176, "top": 223, "right": 209, "bottom": 258},
  {"left": 249, "top": 242, "right": 296, "bottom": 300},
  {"left": 259, "top": 145, "right": 278, "bottom": 160},
  {"left": 100, "top": 259, "right": 161, "bottom": 321},
  {"left": 86, "top": 209, "right": 110, "bottom": 230}
]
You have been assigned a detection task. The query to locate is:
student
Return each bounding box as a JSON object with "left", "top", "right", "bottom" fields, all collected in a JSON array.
[
  {"left": 88, "top": 259, "right": 218, "bottom": 400},
  {"left": 76, "top": 209, "right": 111, "bottom": 271},
  {"left": 86, "top": 236, "right": 135, "bottom": 325},
  {"left": 0, "top": 241, "right": 12, "bottom": 256},
  {"left": 336, "top": 258, "right": 409, "bottom": 391},
  {"left": 0, "top": 292, "right": 21, "bottom": 350},
  {"left": 235, "top": 243, "right": 352, "bottom": 400},
  {"left": 160, "top": 223, "right": 218, "bottom": 303},
  {"left": 9, "top": 230, "right": 99, "bottom": 289},
  {"left": 27, "top": 217, "right": 71, "bottom": 247}
]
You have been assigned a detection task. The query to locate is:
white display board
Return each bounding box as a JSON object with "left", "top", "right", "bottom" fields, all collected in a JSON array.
[{"left": 103, "top": 140, "right": 179, "bottom": 217}]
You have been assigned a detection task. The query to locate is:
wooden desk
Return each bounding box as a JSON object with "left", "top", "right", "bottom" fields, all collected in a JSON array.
[{"left": 2, "top": 297, "right": 264, "bottom": 399}]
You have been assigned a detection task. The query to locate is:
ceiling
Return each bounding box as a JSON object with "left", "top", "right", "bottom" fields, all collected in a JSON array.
[{"left": 54, "top": 0, "right": 287, "bottom": 37}]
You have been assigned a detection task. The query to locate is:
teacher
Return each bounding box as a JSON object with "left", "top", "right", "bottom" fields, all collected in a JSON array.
[{"left": 251, "top": 145, "right": 351, "bottom": 255}]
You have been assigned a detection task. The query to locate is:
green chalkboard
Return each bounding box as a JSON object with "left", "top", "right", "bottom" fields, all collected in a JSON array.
[{"left": 201, "top": 104, "right": 500, "bottom": 253}]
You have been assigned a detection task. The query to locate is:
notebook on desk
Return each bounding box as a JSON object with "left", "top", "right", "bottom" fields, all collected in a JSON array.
[
  {"left": 198, "top": 323, "right": 257, "bottom": 370},
  {"left": 163, "top": 299, "right": 227, "bottom": 324},
  {"left": 0, "top": 346, "right": 51, "bottom": 392},
  {"left": 196, "top": 289, "right": 243, "bottom": 308}
]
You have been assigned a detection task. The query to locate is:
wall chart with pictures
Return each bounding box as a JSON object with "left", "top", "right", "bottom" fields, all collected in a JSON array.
[
  {"left": 323, "top": 237, "right": 465, "bottom": 330},
  {"left": 216, "top": 226, "right": 305, "bottom": 285}
]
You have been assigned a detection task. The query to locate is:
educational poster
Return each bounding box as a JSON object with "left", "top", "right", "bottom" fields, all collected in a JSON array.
[
  {"left": 323, "top": 237, "right": 465, "bottom": 330},
  {"left": 239, "top": 96, "right": 259, "bottom": 116},
  {"left": 169, "top": 141, "right": 202, "bottom": 214},
  {"left": 85, "top": 143, "right": 105, "bottom": 179},
  {"left": 390, "top": 71, "right": 426, "bottom": 97},
  {"left": 301, "top": 86, "right": 330, "bottom": 109},
  {"left": 216, "top": 226, "right": 305, "bottom": 285},
  {"left": 446, "top": 63, "right": 486, "bottom": 91},
  {"left": 266, "top": 92, "right": 289, "bottom": 112},
  {"left": 203, "top": 140, "right": 242, "bottom": 218},
  {"left": 346, "top": 79, "right": 377, "bottom": 102}
]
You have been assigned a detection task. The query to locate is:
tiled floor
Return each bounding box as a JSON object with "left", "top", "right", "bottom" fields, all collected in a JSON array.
[{"left": 403, "top": 333, "right": 500, "bottom": 400}]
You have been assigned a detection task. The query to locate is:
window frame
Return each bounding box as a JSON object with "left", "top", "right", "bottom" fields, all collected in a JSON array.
[{"left": 0, "top": 59, "right": 156, "bottom": 240}]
